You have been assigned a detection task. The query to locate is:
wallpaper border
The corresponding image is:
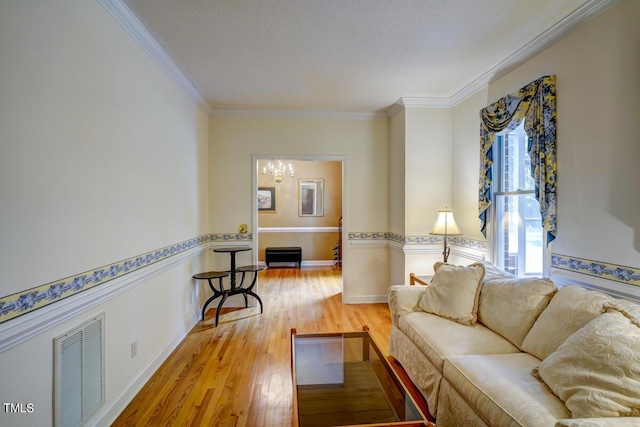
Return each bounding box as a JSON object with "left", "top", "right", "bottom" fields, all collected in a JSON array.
[
  {"left": 347, "top": 232, "right": 487, "bottom": 250},
  {"left": 5, "top": 234, "right": 635, "bottom": 325},
  {"left": 551, "top": 253, "right": 640, "bottom": 288},
  {"left": 0, "top": 233, "right": 252, "bottom": 325}
]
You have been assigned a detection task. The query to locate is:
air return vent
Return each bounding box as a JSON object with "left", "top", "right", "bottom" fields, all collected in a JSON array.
[{"left": 54, "top": 313, "right": 105, "bottom": 427}]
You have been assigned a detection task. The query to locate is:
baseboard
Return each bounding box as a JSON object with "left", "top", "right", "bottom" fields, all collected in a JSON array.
[
  {"left": 257, "top": 260, "right": 336, "bottom": 268},
  {"left": 344, "top": 294, "right": 388, "bottom": 304},
  {"left": 92, "top": 311, "right": 200, "bottom": 426}
]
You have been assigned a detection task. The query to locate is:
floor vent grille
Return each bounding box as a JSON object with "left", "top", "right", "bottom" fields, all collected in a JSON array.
[{"left": 54, "top": 313, "right": 105, "bottom": 427}]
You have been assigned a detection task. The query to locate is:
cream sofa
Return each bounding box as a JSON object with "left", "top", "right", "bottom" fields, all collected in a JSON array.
[{"left": 388, "top": 261, "right": 640, "bottom": 427}]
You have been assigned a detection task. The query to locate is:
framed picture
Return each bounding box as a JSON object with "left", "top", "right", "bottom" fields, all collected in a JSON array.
[
  {"left": 258, "top": 187, "right": 276, "bottom": 212},
  {"left": 299, "top": 179, "right": 324, "bottom": 216}
]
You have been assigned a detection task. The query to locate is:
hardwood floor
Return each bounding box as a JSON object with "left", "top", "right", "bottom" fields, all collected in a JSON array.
[{"left": 112, "top": 266, "right": 392, "bottom": 427}]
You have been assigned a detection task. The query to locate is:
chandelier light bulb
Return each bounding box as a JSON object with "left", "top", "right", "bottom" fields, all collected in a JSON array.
[{"left": 262, "top": 160, "right": 294, "bottom": 184}]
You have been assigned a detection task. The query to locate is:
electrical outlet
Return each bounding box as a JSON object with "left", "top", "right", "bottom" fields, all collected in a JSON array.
[{"left": 131, "top": 341, "right": 137, "bottom": 359}]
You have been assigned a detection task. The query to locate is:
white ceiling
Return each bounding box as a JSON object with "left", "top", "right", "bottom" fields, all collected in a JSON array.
[{"left": 119, "top": 0, "right": 609, "bottom": 113}]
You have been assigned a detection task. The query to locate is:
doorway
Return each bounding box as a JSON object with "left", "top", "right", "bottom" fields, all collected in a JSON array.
[{"left": 252, "top": 155, "right": 346, "bottom": 294}]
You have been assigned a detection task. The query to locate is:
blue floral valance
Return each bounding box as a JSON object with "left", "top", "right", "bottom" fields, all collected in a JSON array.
[{"left": 479, "top": 75, "right": 557, "bottom": 244}]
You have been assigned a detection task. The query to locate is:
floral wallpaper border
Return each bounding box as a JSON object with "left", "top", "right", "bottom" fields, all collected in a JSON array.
[
  {"left": 0, "top": 233, "right": 252, "bottom": 325},
  {"left": 551, "top": 253, "right": 640, "bottom": 288},
  {"left": 347, "top": 232, "right": 487, "bottom": 250}
]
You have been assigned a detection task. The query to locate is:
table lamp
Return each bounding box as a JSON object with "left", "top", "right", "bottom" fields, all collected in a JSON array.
[{"left": 430, "top": 209, "right": 462, "bottom": 263}]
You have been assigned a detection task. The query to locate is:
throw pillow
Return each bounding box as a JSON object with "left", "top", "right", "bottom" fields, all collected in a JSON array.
[
  {"left": 418, "top": 262, "right": 485, "bottom": 325},
  {"left": 478, "top": 276, "right": 556, "bottom": 348},
  {"left": 535, "top": 308, "right": 640, "bottom": 418},
  {"left": 521, "top": 285, "right": 612, "bottom": 360}
]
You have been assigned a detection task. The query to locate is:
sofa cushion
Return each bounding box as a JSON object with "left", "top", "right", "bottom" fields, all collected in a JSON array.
[
  {"left": 609, "top": 298, "right": 640, "bottom": 321},
  {"left": 478, "top": 276, "right": 556, "bottom": 348},
  {"left": 398, "top": 311, "right": 519, "bottom": 374},
  {"left": 444, "top": 353, "right": 570, "bottom": 427},
  {"left": 535, "top": 308, "right": 640, "bottom": 418},
  {"left": 521, "top": 285, "right": 612, "bottom": 360},
  {"left": 419, "top": 262, "right": 485, "bottom": 325}
]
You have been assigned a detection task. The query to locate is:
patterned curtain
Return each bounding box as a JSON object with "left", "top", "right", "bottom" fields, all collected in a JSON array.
[{"left": 478, "top": 75, "right": 557, "bottom": 244}]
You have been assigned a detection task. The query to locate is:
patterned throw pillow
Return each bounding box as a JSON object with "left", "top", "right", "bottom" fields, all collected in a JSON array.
[
  {"left": 521, "top": 285, "right": 612, "bottom": 360},
  {"left": 419, "top": 262, "right": 485, "bottom": 326},
  {"left": 535, "top": 308, "right": 640, "bottom": 418}
]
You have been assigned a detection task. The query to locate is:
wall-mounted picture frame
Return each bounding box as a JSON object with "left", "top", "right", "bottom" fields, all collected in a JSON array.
[
  {"left": 258, "top": 187, "right": 276, "bottom": 212},
  {"left": 299, "top": 179, "right": 324, "bottom": 217}
]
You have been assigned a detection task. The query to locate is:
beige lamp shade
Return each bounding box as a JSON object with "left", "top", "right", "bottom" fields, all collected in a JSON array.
[{"left": 430, "top": 210, "right": 462, "bottom": 236}]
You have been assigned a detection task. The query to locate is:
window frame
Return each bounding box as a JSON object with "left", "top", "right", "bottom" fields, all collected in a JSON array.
[{"left": 488, "top": 125, "right": 550, "bottom": 277}]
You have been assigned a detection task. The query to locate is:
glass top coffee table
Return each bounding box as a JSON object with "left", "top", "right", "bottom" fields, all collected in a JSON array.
[{"left": 291, "top": 326, "right": 433, "bottom": 427}]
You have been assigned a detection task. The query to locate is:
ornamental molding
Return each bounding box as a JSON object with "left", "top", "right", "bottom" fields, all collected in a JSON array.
[
  {"left": 98, "top": 0, "right": 212, "bottom": 114},
  {"left": 100, "top": 0, "right": 618, "bottom": 117},
  {"left": 449, "top": 0, "right": 618, "bottom": 106}
]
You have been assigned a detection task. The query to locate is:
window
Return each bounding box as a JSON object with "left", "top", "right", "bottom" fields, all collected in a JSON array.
[{"left": 492, "top": 122, "right": 544, "bottom": 277}]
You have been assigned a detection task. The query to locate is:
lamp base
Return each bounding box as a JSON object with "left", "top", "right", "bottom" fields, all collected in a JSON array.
[{"left": 442, "top": 237, "right": 450, "bottom": 263}]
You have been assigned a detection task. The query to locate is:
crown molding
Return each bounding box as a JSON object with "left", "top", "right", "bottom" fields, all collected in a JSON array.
[
  {"left": 449, "top": 0, "right": 619, "bottom": 106},
  {"left": 98, "top": 0, "right": 212, "bottom": 114},
  {"left": 210, "top": 108, "right": 388, "bottom": 121},
  {"left": 387, "top": 96, "right": 452, "bottom": 118},
  {"left": 100, "top": 0, "right": 617, "bottom": 117}
]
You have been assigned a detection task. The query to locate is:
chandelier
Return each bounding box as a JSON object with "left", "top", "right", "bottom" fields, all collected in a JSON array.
[{"left": 262, "top": 160, "right": 294, "bottom": 183}]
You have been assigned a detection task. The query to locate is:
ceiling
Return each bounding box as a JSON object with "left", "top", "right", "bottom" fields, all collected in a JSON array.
[{"left": 120, "top": 0, "right": 603, "bottom": 114}]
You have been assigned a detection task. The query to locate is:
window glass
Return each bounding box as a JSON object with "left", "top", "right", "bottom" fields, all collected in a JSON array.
[{"left": 494, "top": 122, "right": 543, "bottom": 277}]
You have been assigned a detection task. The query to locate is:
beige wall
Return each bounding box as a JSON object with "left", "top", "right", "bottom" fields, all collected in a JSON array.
[
  {"left": 257, "top": 160, "right": 342, "bottom": 227},
  {"left": 404, "top": 107, "right": 453, "bottom": 236},
  {"left": 209, "top": 115, "right": 389, "bottom": 299},
  {"left": 452, "top": 89, "right": 489, "bottom": 241},
  {"left": 257, "top": 159, "right": 342, "bottom": 261},
  {"left": 389, "top": 106, "right": 453, "bottom": 282},
  {"left": 258, "top": 233, "right": 339, "bottom": 261},
  {"left": 451, "top": 0, "right": 640, "bottom": 296},
  {"left": 0, "top": 1, "right": 210, "bottom": 425},
  {"left": 389, "top": 109, "right": 406, "bottom": 236}
]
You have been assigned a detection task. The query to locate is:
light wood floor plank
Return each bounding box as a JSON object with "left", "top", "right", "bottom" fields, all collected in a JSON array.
[{"left": 112, "top": 266, "right": 392, "bottom": 427}]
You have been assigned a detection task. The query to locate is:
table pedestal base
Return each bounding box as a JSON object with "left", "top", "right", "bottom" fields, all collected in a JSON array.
[{"left": 194, "top": 265, "right": 266, "bottom": 327}]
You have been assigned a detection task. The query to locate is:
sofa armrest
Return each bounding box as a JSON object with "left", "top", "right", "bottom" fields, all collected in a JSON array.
[
  {"left": 388, "top": 285, "right": 426, "bottom": 326},
  {"left": 555, "top": 418, "right": 640, "bottom": 427}
]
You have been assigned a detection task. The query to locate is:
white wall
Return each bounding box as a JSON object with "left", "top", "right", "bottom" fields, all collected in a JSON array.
[
  {"left": 451, "top": 0, "right": 640, "bottom": 298},
  {"left": 0, "top": 1, "right": 210, "bottom": 425},
  {"left": 209, "top": 114, "right": 390, "bottom": 301}
]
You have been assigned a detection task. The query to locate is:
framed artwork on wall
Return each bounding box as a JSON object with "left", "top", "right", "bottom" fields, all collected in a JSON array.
[
  {"left": 258, "top": 187, "right": 276, "bottom": 212},
  {"left": 299, "top": 179, "right": 324, "bottom": 216}
]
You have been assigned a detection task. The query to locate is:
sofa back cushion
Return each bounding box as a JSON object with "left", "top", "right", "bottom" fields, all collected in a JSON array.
[
  {"left": 521, "top": 285, "right": 612, "bottom": 360},
  {"left": 419, "top": 262, "right": 485, "bottom": 325},
  {"left": 609, "top": 298, "right": 640, "bottom": 321},
  {"left": 479, "top": 260, "right": 515, "bottom": 281},
  {"left": 478, "top": 276, "right": 556, "bottom": 348}
]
